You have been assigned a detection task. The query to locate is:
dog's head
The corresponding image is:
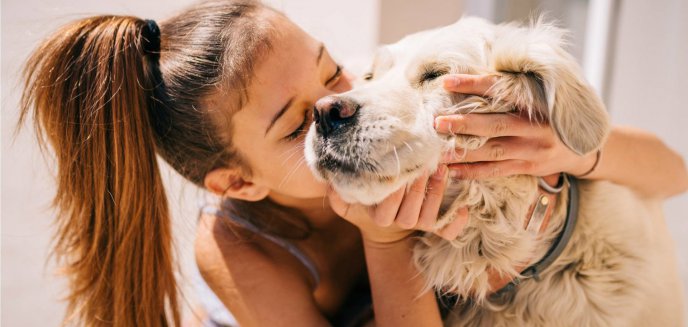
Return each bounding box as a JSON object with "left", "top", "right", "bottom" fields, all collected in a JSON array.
[
  {"left": 304, "top": 19, "right": 491, "bottom": 205},
  {"left": 304, "top": 17, "right": 608, "bottom": 205}
]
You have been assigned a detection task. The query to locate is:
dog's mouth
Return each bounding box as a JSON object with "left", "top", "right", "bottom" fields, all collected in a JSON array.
[
  {"left": 304, "top": 106, "right": 442, "bottom": 204},
  {"left": 311, "top": 136, "right": 425, "bottom": 176},
  {"left": 315, "top": 154, "right": 378, "bottom": 175},
  {"left": 308, "top": 136, "right": 430, "bottom": 204}
]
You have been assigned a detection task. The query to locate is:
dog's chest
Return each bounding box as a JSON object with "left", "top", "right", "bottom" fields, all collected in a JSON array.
[{"left": 437, "top": 176, "right": 538, "bottom": 228}]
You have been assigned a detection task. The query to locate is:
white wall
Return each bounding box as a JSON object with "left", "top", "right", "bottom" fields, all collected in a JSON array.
[
  {"left": 266, "top": 0, "right": 379, "bottom": 62},
  {"left": 378, "top": 0, "right": 463, "bottom": 44},
  {"left": 605, "top": 0, "right": 688, "bottom": 310}
]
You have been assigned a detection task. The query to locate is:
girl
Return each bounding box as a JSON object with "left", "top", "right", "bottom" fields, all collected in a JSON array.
[{"left": 19, "top": 0, "right": 687, "bottom": 326}]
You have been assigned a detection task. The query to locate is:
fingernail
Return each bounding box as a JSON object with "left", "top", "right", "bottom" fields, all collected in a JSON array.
[
  {"left": 449, "top": 169, "right": 462, "bottom": 179},
  {"left": 431, "top": 165, "right": 448, "bottom": 180},
  {"left": 434, "top": 117, "right": 452, "bottom": 132},
  {"left": 444, "top": 76, "right": 459, "bottom": 88},
  {"left": 434, "top": 117, "right": 443, "bottom": 130}
]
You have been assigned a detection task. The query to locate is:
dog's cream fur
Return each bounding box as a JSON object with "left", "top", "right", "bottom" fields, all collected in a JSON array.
[{"left": 304, "top": 17, "right": 685, "bottom": 326}]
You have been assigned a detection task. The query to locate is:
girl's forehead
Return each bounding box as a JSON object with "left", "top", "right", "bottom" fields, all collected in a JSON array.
[
  {"left": 235, "top": 30, "right": 320, "bottom": 129},
  {"left": 247, "top": 25, "right": 320, "bottom": 99}
]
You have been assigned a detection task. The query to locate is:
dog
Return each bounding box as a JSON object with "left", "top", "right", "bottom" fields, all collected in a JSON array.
[{"left": 304, "top": 17, "right": 685, "bottom": 326}]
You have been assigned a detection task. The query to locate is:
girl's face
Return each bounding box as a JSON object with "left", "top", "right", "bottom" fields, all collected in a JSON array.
[{"left": 226, "top": 14, "right": 351, "bottom": 204}]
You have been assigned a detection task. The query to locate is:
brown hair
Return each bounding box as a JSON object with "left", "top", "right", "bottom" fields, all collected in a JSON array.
[{"left": 18, "top": 1, "right": 277, "bottom": 326}]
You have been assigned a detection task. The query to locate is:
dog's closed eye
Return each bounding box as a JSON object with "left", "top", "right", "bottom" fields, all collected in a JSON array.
[
  {"left": 420, "top": 69, "right": 447, "bottom": 83},
  {"left": 417, "top": 63, "right": 449, "bottom": 86}
]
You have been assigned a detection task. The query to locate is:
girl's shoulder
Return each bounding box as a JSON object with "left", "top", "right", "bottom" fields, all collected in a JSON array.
[
  {"left": 194, "top": 212, "right": 329, "bottom": 325},
  {"left": 193, "top": 212, "right": 314, "bottom": 289}
]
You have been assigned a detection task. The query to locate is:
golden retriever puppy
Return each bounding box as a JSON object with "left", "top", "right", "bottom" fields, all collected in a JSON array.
[{"left": 304, "top": 17, "right": 685, "bottom": 326}]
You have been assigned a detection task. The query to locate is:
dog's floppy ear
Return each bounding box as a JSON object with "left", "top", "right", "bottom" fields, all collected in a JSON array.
[
  {"left": 489, "top": 19, "right": 610, "bottom": 155},
  {"left": 544, "top": 70, "right": 609, "bottom": 155}
]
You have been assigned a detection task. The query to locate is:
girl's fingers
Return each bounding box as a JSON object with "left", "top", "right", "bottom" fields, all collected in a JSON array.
[
  {"left": 435, "top": 113, "right": 544, "bottom": 137},
  {"left": 371, "top": 187, "right": 406, "bottom": 227},
  {"left": 443, "top": 74, "right": 498, "bottom": 96},
  {"left": 448, "top": 160, "right": 533, "bottom": 179},
  {"left": 436, "top": 207, "right": 469, "bottom": 241},
  {"left": 416, "top": 165, "right": 449, "bottom": 231},
  {"left": 395, "top": 172, "right": 430, "bottom": 229},
  {"left": 442, "top": 137, "right": 546, "bottom": 164}
]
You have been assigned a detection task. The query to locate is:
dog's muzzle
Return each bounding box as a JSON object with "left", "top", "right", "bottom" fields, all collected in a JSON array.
[
  {"left": 304, "top": 90, "right": 443, "bottom": 204},
  {"left": 309, "top": 95, "right": 373, "bottom": 176},
  {"left": 313, "top": 95, "right": 359, "bottom": 138}
]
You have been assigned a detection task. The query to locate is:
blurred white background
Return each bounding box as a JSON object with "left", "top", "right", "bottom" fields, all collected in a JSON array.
[{"left": 2, "top": 0, "right": 687, "bottom": 325}]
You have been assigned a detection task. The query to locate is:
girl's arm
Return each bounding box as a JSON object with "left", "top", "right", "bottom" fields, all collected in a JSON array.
[
  {"left": 583, "top": 126, "right": 688, "bottom": 198},
  {"left": 362, "top": 237, "right": 442, "bottom": 327},
  {"left": 436, "top": 74, "right": 688, "bottom": 199},
  {"left": 328, "top": 167, "right": 458, "bottom": 327}
]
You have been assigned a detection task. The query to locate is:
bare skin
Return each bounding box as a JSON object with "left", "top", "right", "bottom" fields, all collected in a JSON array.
[{"left": 193, "top": 14, "right": 688, "bottom": 327}]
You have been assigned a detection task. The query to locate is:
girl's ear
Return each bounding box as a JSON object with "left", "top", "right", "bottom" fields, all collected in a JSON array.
[{"left": 204, "top": 168, "right": 269, "bottom": 202}]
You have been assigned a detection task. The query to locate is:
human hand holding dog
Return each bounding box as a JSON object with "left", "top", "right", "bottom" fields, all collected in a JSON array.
[
  {"left": 436, "top": 74, "right": 599, "bottom": 179},
  {"left": 327, "top": 166, "right": 469, "bottom": 244}
]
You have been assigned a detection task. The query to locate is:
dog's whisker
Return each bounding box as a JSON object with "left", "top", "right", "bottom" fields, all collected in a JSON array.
[
  {"left": 278, "top": 156, "right": 305, "bottom": 190},
  {"left": 403, "top": 141, "right": 414, "bottom": 153},
  {"left": 278, "top": 144, "right": 305, "bottom": 162},
  {"left": 279, "top": 144, "right": 305, "bottom": 165},
  {"left": 393, "top": 145, "right": 401, "bottom": 177}
]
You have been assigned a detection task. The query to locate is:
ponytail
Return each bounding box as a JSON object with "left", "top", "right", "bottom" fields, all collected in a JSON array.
[{"left": 20, "top": 16, "right": 179, "bottom": 326}]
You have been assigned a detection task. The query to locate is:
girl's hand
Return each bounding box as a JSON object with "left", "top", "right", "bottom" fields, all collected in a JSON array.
[
  {"left": 328, "top": 166, "right": 469, "bottom": 244},
  {"left": 436, "top": 74, "right": 598, "bottom": 178}
]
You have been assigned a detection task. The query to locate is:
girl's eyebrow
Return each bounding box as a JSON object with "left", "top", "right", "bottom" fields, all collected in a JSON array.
[{"left": 316, "top": 43, "right": 325, "bottom": 64}]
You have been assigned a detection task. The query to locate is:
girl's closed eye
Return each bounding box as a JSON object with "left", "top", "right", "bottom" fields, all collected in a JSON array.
[
  {"left": 284, "top": 64, "right": 344, "bottom": 141},
  {"left": 285, "top": 107, "right": 312, "bottom": 141},
  {"left": 326, "top": 64, "right": 343, "bottom": 86}
]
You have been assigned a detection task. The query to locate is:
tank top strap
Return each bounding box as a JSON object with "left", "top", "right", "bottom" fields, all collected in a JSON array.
[{"left": 200, "top": 203, "right": 321, "bottom": 287}]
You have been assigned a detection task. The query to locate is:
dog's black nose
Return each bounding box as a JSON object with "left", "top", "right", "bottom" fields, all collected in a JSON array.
[{"left": 313, "top": 96, "right": 358, "bottom": 137}]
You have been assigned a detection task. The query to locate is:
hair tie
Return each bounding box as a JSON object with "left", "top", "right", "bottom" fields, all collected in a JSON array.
[
  {"left": 576, "top": 150, "right": 602, "bottom": 178},
  {"left": 142, "top": 19, "right": 161, "bottom": 57}
]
